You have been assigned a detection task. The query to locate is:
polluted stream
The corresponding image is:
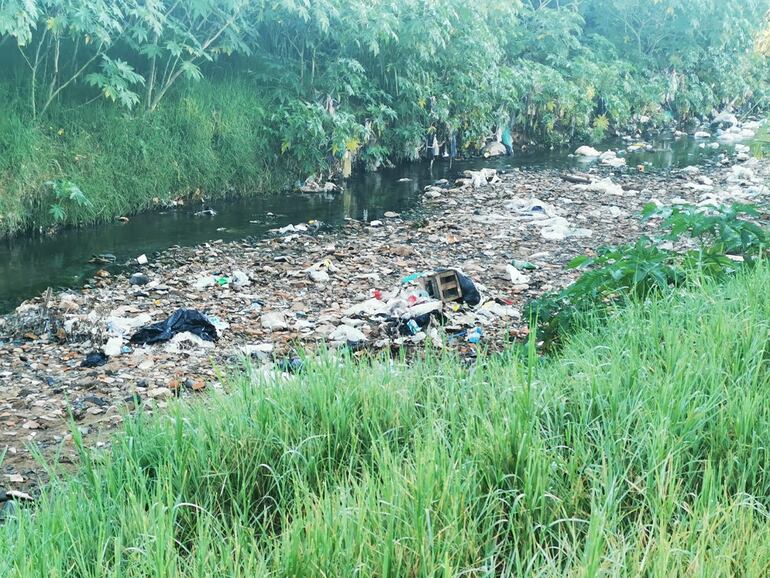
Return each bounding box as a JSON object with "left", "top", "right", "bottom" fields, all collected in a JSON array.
[
  {"left": 0, "top": 136, "right": 736, "bottom": 313},
  {"left": 1, "top": 130, "right": 768, "bottom": 491}
]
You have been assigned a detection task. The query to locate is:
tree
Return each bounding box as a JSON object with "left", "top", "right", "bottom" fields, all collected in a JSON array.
[{"left": 2, "top": 0, "right": 132, "bottom": 117}]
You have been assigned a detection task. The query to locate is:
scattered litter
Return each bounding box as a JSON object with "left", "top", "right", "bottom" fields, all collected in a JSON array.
[
  {"left": 164, "top": 331, "right": 215, "bottom": 353},
  {"left": 467, "top": 327, "right": 483, "bottom": 344},
  {"left": 299, "top": 179, "right": 340, "bottom": 193},
  {"left": 89, "top": 254, "right": 116, "bottom": 265},
  {"left": 507, "top": 265, "right": 531, "bottom": 285},
  {"left": 130, "top": 309, "right": 218, "bottom": 345},
  {"left": 276, "top": 357, "right": 305, "bottom": 373},
  {"left": 4, "top": 154, "right": 770, "bottom": 491},
  {"left": 103, "top": 337, "right": 123, "bottom": 357},
  {"left": 572, "top": 177, "right": 626, "bottom": 196},
  {"left": 232, "top": 270, "right": 251, "bottom": 288},
  {"left": 329, "top": 325, "right": 367, "bottom": 343},
  {"left": 81, "top": 351, "right": 108, "bottom": 368}
]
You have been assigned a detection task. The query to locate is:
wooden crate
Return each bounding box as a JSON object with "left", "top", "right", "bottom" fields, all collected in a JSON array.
[{"left": 424, "top": 270, "right": 463, "bottom": 302}]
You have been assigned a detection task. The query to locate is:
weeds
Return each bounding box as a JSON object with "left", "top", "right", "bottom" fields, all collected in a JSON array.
[
  {"left": 45, "top": 179, "right": 92, "bottom": 223},
  {"left": 527, "top": 203, "right": 769, "bottom": 349},
  {"left": 2, "top": 267, "right": 770, "bottom": 575},
  {"left": 0, "top": 79, "right": 291, "bottom": 236}
]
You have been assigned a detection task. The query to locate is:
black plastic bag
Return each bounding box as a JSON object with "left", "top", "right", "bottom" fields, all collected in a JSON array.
[
  {"left": 81, "top": 351, "right": 108, "bottom": 368},
  {"left": 456, "top": 271, "right": 481, "bottom": 307},
  {"left": 130, "top": 309, "right": 218, "bottom": 345}
]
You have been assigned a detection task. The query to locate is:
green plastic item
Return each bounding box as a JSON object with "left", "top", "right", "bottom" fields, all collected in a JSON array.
[
  {"left": 401, "top": 272, "right": 429, "bottom": 284},
  {"left": 511, "top": 260, "right": 536, "bottom": 271},
  {"left": 216, "top": 276, "right": 230, "bottom": 286}
]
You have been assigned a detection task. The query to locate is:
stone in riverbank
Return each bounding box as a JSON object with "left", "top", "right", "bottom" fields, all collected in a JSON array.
[{"left": 575, "top": 145, "right": 601, "bottom": 157}]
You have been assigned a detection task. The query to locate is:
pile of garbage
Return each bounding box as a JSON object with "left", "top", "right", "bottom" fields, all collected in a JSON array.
[{"left": 2, "top": 148, "right": 769, "bottom": 492}]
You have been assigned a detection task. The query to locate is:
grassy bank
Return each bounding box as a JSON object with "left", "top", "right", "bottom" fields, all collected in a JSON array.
[
  {"left": 0, "top": 80, "right": 295, "bottom": 237},
  {"left": 2, "top": 264, "right": 770, "bottom": 575}
]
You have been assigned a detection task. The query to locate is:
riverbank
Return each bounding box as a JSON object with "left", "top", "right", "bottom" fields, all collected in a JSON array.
[
  {"left": 0, "top": 81, "right": 295, "bottom": 238},
  {"left": 0, "top": 134, "right": 747, "bottom": 315},
  {"left": 3, "top": 261, "right": 770, "bottom": 574},
  {"left": 1, "top": 149, "right": 768, "bottom": 491}
]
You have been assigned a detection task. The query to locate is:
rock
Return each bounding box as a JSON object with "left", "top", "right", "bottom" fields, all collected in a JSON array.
[
  {"left": 575, "top": 145, "right": 601, "bottom": 157},
  {"left": 384, "top": 211, "right": 400, "bottom": 218},
  {"left": 694, "top": 131, "right": 711, "bottom": 139},
  {"left": 129, "top": 273, "right": 149, "bottom": 286},
  {"left": 737, "top": 153, "right": 750, "bottom": 162},
  {"left": 711, "top": 112, "right": 738, "bottom": 129},
  {"left": 602, "top": 157, "right": 627, "bottom": 168},
  {"left": 599, "top": 150, "right": 617, "bottom": 160},
  {"left": 308, "top": 269, "right": 330, "bottom": 284},
  {"left": 261, "top": 312, "right": 288, "bottom": 331},
  {"left": 729, "top": 165, "right": 756, "bottom": 182},
  {"left": 482, "top": 141, "right": 507, "bottom": 158},
  {"left": 148, "top": 387, "right": 173, "bottom": 399},
  {"left": 241, "top": 343, "right": 275, "bottom": 360},
  {"left": 369, "top": 220, "right": 383, "bottom": 227}
]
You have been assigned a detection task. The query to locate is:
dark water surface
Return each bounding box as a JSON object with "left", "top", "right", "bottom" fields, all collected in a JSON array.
[{"left": 0, "top": 137, "right": 736, "bottom": 312}]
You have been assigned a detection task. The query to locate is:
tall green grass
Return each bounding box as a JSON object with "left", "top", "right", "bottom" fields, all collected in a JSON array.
[
  {"left": 2, "top": 267, "right": 770, "bottom": 576},
  {"left": 0, "top": 79, "right": 290, "bottom": 237}
]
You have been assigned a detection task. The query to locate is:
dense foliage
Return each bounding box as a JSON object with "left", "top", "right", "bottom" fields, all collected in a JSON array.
[{"left": 0, "top": 0, "right": 769, "bottom": 234}]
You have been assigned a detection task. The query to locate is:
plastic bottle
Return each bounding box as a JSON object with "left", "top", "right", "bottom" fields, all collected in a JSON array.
[{"left": 467, "top": 327, "right": 483, "bottom": 344}]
